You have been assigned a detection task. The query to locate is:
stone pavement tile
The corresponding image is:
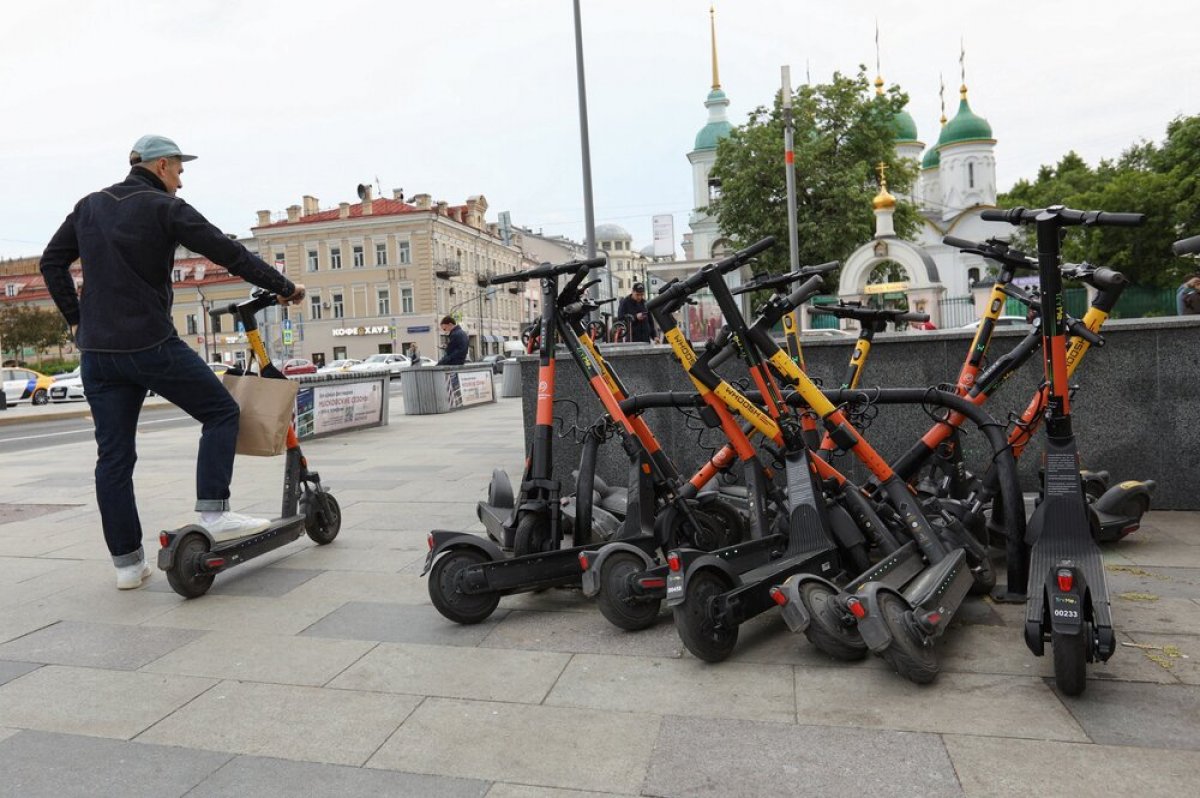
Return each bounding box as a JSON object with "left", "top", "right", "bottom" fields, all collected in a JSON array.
[
  {"left": 36, "top": 538, "right": 116, "bottom": 561},
  {"left": 546, "top": 653, "right": 795, "bottom": 723},
  {"left": 936, "top": 625, "right": 1178, "bottom": 684},
  {"left": 313, "top": 527, "right": 431, "bottom": 551},
  {"left": 1123, "top": 539, "right": 1200, "bottom": 568},
  {"left": 480, "top": 609, "right": 686, "bottom": 658},
  {"left": 643, "top": 715, "right": 963, "bottom": 798},
  {"left": 141, "top": 632, "right": 375, "bottom": 687},
  {"left": 138, "top": 679, "right": 420, "bottom": 766},
  {"left": 0, "top": 620, "right": 202, "bottom": 670},
  {"left": 187, "top": 755, "right": 490, "bottom": 798},
  {"left": 0, "top": 659, "right": 40, "bottom": 686},
  {"left": 792, "top": 668, "right": 1089, "bottom": 741},
  {"left": 0, "top": 727, "right": 15, "bottom": 744},
  {"left": 143, "top": 595, "right": 344, "bottom": 635},
  {"left": 498, "top": 586, "right": 597, "bottom": 614},
  {"left": 303, "top": 601, "right": 509, "bottom": 646},
  {"left": 944, "top": 734, "right": 1200, "bottom": 798},
  {"left": 0, "top": 730, "right": 232, "bottom": 798},
  {"left": 366, "top": 697, "right": 660, "bottom": 794},
  {"left": 144, "top": 566, "right": 322, "bottom": 598},
  {"left": 282, "top": 570, "right": 433, "bottom": 605},
  {"left": 1058, "top": 680, "right": 1200, "bottom": 750},
  {"left": 718, "top": 611, "right": 890, "bottom": 669},
  {"left": 0, "top": 555, "right": 73, "bottom": 585},
  {"left": 329, "top": 642, "right": 568, "bottom": 703},
  {"left": 485, "top": 787, "right": 639, "bottom": 798},
  {"left": 1105, "top": 564, "right": 1200, "bottom": 599},
  {"left": 0, "top": 665, "right": 216, "bottom": 739},
  {"left": 0, "top": 605, "right": 59, "bottom": 644},
  {"left": 20, "top": 577, "right": 182, "bottom": 625},
  {"left": 271, "top": 545, "right": 416, "bottom": 572},
  {"left": 1139, "top": 511, "right": 1200, "bottom": 540},
  {"left": 346, "top": 501, "right": 481, "bottom": 532},
  {"left": 1109, "top": 596, "right": 1200, "bottom": 635},
  {"left": 1124, "top": 632, "right": 1200, "bottom": 684},
  {"left": 0, "top": 531, "right": 77, "bottom": 557}
]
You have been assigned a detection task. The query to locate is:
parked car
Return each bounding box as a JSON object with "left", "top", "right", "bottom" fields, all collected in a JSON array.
[
  {"left": 208, "top": 362, "right": 231, "bottom": 376},
  {"left": 53, "top": 367, "right": 81, "bottom": 382},
  {"left": 349, "top": 353, "right": 411, "bottom": 377},
  {"left": 317, "top": 358, "right": 362, "bottom": 374},
  {"left": 50, "top": 373, "right": 86, "bottom": 402},
  {"left": 281, "top": 358, "right": 318, "bottom": 376},
  {"left": 480, "top": 354, "right": 507, "bottom": 374},
  {"left": 2, "top": 367, "right": 55, "bottom": 406},
  {"left": 959, "top": 316, "right": 1031, "bottom": 330}
]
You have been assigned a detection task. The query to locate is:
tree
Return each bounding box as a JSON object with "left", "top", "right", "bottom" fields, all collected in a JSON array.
[
  {"left": 0, "top": 305, "right": 69, "bottom": 365},
  {"left": 708, "top": 69, "right": 920, "bottom": 278}
]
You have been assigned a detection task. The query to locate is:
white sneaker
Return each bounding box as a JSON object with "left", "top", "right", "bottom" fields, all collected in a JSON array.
[
  {"left": 116, "top": 561, "right": 152, "bottom": 590},
  {"left": 200, "top": 511, "right": 271, "bottom": 542}
]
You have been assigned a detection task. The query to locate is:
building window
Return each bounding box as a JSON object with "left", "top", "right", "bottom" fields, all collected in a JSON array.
[
  {"left": 5, "top": 284, "right": 17, "bottom": 297},
  {"left": 331, "top": 292, "right": 344, "bottom": 319},
  {"left": 375, "top": 242, "right": 387, "bottom": 266},
  {"left": 307, "top": 250, "right": 318, "bottom": 272},
  {"left": 398, "top": 240, "right": 411, "bottom": 264},
  {"left": 968, "top": 268, "right": 981, "bottom": 286},
  {"left": 401, "top": 286, "right": 414, "bottom": 314},
  {"left": 274, "top": 252, "right": 286, "bottom": 271},
  {"left": 968, "top": 162, "right": 975, "bottom": 189},
  {"left": 172, "top": 268, "right": 182, "bottom": 282},
  {"left": 330, "top": 247, "right": 342, "bottom": 270},
  {"left": 185, "top": 314, "right": 197, "bottom": 335},
  {"left": 377, "top": 288, "right": 391, "bottom": 316},
  {"left": 309, "top": 294, "right": 322, "bottom": 320},
  {"left": 212, "top": 315, "right": 222, "bottom": 333},
  {"left": 352, "top": 245, "right": 364, "bottom": 268}
]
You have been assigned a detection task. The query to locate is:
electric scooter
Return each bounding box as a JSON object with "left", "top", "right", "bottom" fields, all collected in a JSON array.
[
  {"left": 983, "top": 204, "right": 1145, "bottom": 696},
  {"left": 158, "top": 291, "right": 341, "bottom": 598}
]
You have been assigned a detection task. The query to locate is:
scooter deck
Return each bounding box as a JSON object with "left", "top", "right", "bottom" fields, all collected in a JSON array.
[
  {"left": 1025, "top": 497, "right": 1113, "bottom": 633},
  {"left": 714, "top": 545, "right": 840, "bottom": 627}
]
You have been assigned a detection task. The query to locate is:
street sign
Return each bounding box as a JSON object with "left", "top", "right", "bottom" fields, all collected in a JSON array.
[
  {"left": 283, "top": 319, "right": 292, "bottom": 330},
  {"left": 282, "top": 330, "right": 293, "bottom": 345}
]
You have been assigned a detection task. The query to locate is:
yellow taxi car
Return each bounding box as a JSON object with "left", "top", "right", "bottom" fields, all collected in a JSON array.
[{"left": 2, "top": 367, "right": 55, "bottom": 406}]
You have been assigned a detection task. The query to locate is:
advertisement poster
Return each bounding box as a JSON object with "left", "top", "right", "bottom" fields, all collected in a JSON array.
[
  {"left": 311, "top": 380, "right": 384, "bottom": 435},
  {"left": 295, "top": 387, "right": 315, "bottom": 438},
  {"left": 445, "top": 369, "right": 494, "bottom": 409}
]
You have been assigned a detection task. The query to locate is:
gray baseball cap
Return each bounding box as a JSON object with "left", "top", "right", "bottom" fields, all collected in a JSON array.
[{"left": 130, "top": 134, "right": 197, "bottom": 164}]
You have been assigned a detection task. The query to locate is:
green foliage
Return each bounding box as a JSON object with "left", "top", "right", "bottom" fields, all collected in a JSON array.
[
  {"left": 0, "top": 304, "right": 70, "bottom": 363},
  {"left": 999, "top": 115, "right": 1200, "bottom": 289},
  {"left": 708, "top": 69, "right": 920, "bottom": 279}
]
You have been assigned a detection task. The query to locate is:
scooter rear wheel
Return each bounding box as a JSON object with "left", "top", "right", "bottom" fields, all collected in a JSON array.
[
  {"left": 166, "top": 533, "right": 216, "bottom": 599},
  {"left": 1052, "top": 626, "right": 1089, "bottom": 696},
  {"left": 512, "top": 511, "right": 550, "bottom": 557},
  {"left": 673, "top": 569, "right": 738, "bottom": 662},
  {"left": 799, "top": 581, "right": 867, "bottom": 661},
  {"left": 877, "top": 592, "right": 939, "bottom": 684},
  {"left": 427, "top": 548, "right": 501, "bottom": 624},
  {"left": 304, "top": 492, "right": 341, "bottom": 545},
  {"left": 596, "top": 552, "right": 661, "bottom": 631}
]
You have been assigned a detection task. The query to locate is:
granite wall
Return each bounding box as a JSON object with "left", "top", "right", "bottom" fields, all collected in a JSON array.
[{"left": 518, "top": 316, "right": 1200, "bottom": 510}]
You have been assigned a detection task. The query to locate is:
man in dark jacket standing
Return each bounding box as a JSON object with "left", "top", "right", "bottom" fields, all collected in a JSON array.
[
  {"left": 616, "top": 282, "right": 656, "bottom": 343},
  {"left": 438, "top": 315, "right": 469, "bottom": 365},
  {"left": 40, "top": 135, "right": 306, "bottom": 590}
]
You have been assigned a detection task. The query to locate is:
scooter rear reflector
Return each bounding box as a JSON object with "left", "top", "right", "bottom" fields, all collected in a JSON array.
[
  {"left": 427, "top": 533, "right": 434, "bottom": 551},
  {"left": 667, "top": 553, "right": 681, "bottom": 572},
  {"left": 578, "top": 552, "right": 591, "bottom": 571},
  {"left": 1056, "top": 569, "right": 1074, "bottom": 592},
  {"left": 769, "top": 586, "right": 788, "bottom": 607},
  {"left": 204, "top": 557, "right": 226, "bottom": 569},
  {"left": 847, "top": 598, "right": 867, "bottom": 619},
  {"left": 638, "top": 576, "right": 666, "bottom": 590},
  {"left": 159, "top": 532, "right": 169, "bottom": 548},
  {"left": 1122, "top": 523, "right": 1139, "bottom": 536}
]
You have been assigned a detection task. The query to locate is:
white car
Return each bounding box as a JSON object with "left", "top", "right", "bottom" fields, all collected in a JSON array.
[
  {"left": 959, "top": 316, "right": 1032, "bottom": 330},
  {"left": 49, "top": 374, "right": 87, "bottom": 403},
  {"left": 317, "top": 358, "right": 362, "bottom": 374},
  {"left": 348, "top": 353, "right": 411, "bottom": 376}
]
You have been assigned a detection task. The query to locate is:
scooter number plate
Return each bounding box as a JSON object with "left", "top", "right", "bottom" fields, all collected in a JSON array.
[
  {"left": 665, "top": 570, "right": 685, "bottom": 606},
  {"left": 1051, "top": 594, "right": 1081, "bottom": 621}
]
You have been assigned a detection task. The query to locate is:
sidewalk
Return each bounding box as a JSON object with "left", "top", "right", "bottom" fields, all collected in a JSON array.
[{"left": 0, "top": 396, "right": 1197, "bottom": 796}]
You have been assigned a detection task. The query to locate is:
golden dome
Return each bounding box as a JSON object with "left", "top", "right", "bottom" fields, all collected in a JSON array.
[{"left": 872, "top": 162, "right": 896, "bottom": 210}]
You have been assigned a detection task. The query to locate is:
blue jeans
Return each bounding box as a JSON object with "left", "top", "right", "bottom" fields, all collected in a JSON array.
[{"left": 82, "top": 337, "right": 240, "bottom": 566}]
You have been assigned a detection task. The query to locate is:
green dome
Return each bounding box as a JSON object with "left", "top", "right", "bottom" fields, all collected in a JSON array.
[
  {"left": 937, "top": 95, "right": 993, "bottom": 147},
  {"left": 694, "top": 89, "right": 733, "bottom": 151},
  {"left": 891, "top": 109, "right": 919, "bottom": 143},
  {"left": 921, "top": 145, "right": 940, "bottom": 170}
]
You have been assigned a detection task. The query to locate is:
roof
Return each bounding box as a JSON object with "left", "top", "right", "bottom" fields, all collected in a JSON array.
[
  {"left": 595, "top": 223, "right": 632, "bottom": 241},
  {"left": 891, "top": 108, "right": 919, "bottom": 143},
  {"left": 694, "top": 88, "right": 733, "bottom": 151},
  {"left": 936, "top": 95, "right": 994, "bottom": 148},
  {"left": 256, "top": 197, "right": 438, "bottom": 229},
  {"left": 922, "top": 145, "right": 941, "bottom": 170}
]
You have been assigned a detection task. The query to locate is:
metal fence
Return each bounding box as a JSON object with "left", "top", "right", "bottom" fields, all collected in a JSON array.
[
  {"left": 938, "top": 296, "right": 976, "bottom": 328},
  {"left": 1006, "top": 286, "right": 1176, "bottom": 320}
]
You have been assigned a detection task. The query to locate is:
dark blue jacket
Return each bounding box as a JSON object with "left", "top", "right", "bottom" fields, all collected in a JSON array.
[
  {"left": 616, "top": 294, "right": 656, "bottom": 342},
  {"left": 40, "top": 169, "right": 295, "bottom": 352},
  {"left": 439, "top": 325, "right": 469, "bottom": 365}
]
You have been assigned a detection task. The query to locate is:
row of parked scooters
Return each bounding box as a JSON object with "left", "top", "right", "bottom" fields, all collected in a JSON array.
[{"left": 424, "top": 205, "right": 1192, "bottom": 697}]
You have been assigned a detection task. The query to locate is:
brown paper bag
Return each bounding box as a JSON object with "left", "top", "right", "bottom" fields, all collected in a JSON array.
[{"left": 222, "top": 373, "right": 299, "bottom": 457}]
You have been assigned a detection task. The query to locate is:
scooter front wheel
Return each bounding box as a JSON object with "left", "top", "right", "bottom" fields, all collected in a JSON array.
[
  {"left": 304, "top": 491, "right": 341, "bottom": 545},
  {"left": 877, "top": 592, "right": 939, "bottom": 684},
  {"left": 428, "top": 548, "right": 501, "bottom": 624},
  {"left": 513, "top": 511, "right": 550, "bottom": 557},
  {"left": 596, "top": 552, "right": 661, "bottom": 631},
  {"left": 1052, "top": 626, "right": 1089, "bottom": 696},
  {"left": 166, "top": 532, "right": 216, "bottom": 599},
  {"left": 673, "top": 569, "right": 738, "bottom": 662},
  {"left": 799, "top": 581, "right": 867, "bottom": 661}
]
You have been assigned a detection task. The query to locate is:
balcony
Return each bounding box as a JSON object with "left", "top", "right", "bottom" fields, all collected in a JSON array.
[{"left": 435, "top": 260, "right": 461, "bottom": 279}]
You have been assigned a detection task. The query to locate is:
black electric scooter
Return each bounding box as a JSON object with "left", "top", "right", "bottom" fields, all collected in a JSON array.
[
  {"left": 982, "top": 204, "right": 1145, "bottom": 696},
  {"left": 158, "top": 291, "right": 341, "bottom": 598}
]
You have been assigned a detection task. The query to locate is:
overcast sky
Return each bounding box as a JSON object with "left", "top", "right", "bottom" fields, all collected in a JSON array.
[{"left": 1, "top": 0, "right": 1194, "bottom": 260}]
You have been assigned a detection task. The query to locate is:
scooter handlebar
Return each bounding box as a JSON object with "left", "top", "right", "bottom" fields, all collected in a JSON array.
[
  {"left": 1173, "top": 234, "right": 1200, "bottom": 256},
  {"left": 489, "top": 256, "right": 608, "bottom": 285},
  {"left": 982, "top": 206, "right": 1145, "bottom": 228}
]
